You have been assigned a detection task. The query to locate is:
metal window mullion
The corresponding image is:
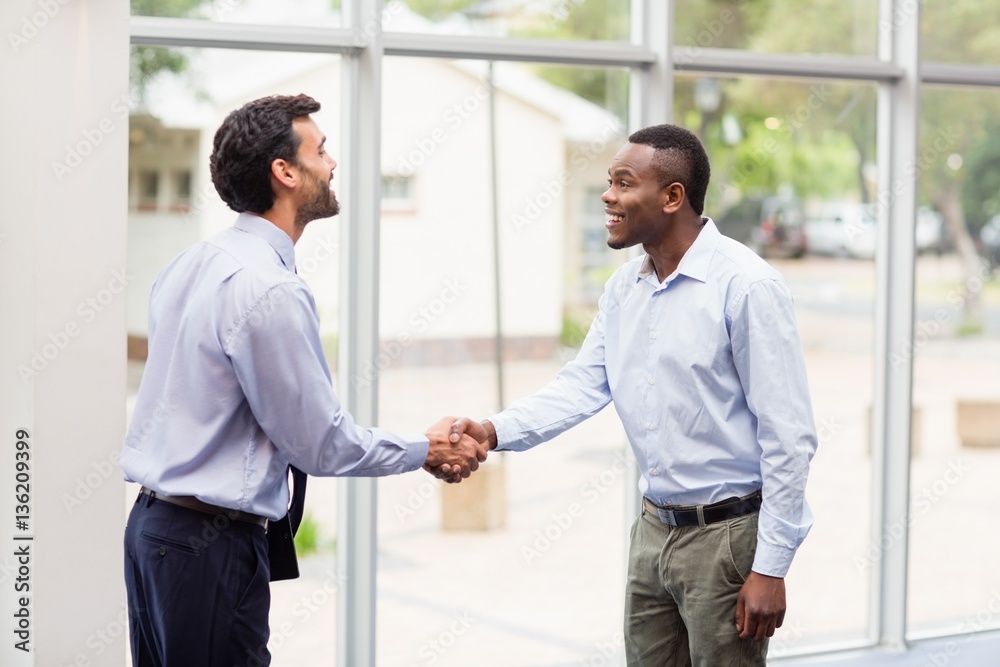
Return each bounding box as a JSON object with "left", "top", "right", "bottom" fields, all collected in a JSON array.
[
  {"left": 871, "top": 0, "right": 920, "bottom": 652},
  {"left": 622, "top": 0, "right": 671, "bottom": 547},
  {"left": 629, "top": 0, "right": 671, "bottom": 130},
  {"left": 336, "top": 1, "right": 383, "bottom": 666},
  {"left": 129, "top": 16, "right": 361, "bottom": 53},
  {"left": 383, "top": 32, "right": 655, "bottom": 67},
  {"left": 921, "top": 61, "right": 1000, "bottom": 88},
  {"left": 673, "top": 46, "right": 904, "bottom": 83}
]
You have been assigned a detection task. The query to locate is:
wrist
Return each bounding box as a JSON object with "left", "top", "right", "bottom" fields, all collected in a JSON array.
[{"left": 481, "top": 419, "right": 498, "bottom": 450}]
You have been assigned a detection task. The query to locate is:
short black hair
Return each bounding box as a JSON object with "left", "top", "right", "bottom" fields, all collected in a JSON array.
[
  {"left": 210, "top": 94, "right": 322, "bottom": 213},
  {"left": 628, "top": 124, "right": 711, "bottom": 215}
]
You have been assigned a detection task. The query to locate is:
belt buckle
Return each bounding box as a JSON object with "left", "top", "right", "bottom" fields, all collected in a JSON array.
[{"left": 656, "top": 506, "right": 678, "bottom": 527}]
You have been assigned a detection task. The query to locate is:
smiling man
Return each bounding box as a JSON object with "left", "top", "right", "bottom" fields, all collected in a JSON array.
[
  {"left": 443, "top": 123, "right": 818, "bottom": 665},
  {"left": 121, "top": 94, "right": 487, "bottom": 667}
]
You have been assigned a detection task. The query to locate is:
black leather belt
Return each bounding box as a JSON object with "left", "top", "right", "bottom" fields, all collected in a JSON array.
[
  {"left": 139, "top": 487, "right": 268, "bottom": 528},
  {"left": 643, "top": 491, "right": 762, "bottom": 527}
]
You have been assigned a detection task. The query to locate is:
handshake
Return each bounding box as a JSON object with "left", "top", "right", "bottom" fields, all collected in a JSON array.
[{"left": 422, "top": 416, "right": 497, "bottom": 484}]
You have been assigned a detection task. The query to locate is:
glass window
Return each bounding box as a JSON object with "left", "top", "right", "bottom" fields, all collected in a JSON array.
[
  {"left": 921, "top": 2, "right": 999, "bottom": 66},
  {"left": 381, "top": 174, "right": 415, "bottom": 211},
  {"left": 130, "top": 0, "right": 342, "bottom": 27},
  {"left": 385, "top": 0, "right": 630, "bottom": 41},
  {"left": 673, "top": 0, "right": 877, "bottom": 57},
  {"left": 675, "top": 74, "right": 879, "bottom": 652},
  {"left": 137, "top": 170, "right": 160, "bottom": 210},
  {"left": 126, "top": 45, "right": 343, "bottom": 665},
  {"left": 908, "top": 86, "right": 1000, "bottom": 637},
  {"left": 171, "top": 169, "right": 193, "bottom": 211},
  {"left": 377, "top": 57, "right": 630, "bottom": 665}
]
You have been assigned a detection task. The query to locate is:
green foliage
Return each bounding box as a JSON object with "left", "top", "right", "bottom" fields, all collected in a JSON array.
[
  {"left": 510, "top": 0, "right": 629, "bottom": 118},
  {"left": 402, "top": 1, "right": 629, "bottom": 119},
  {"left": 560, "top": 311, "right": 591, "bottom": 349},
  {"left": 130, "top": 0, "right": 214, "bottom": 96},
  {"left": 956, "top": 322, "right": 984, "bottom": 337},
  {"left": 672, "top": 0, "right": 770, "bottom": 51},
  {"left": 403, "top": 0, "right": 479, "bottom": 21},
  {"left": 131, "top": 47, "right": 189, "bottom": 99},
  {"left": 131, "top": 0, "right": 209, "bottom": 17},
  {"left": 320, "top": 333, "right": 339, "bottom": 369},
  {"left": 293, "top": 512, "right": 335, "bottom": 557},
  {"left": 961, "top": 127, "right": 1000, "bottom": 233}
]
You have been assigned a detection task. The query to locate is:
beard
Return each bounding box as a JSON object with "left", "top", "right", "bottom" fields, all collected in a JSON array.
[
  {"left": 607, "top": 228, "right": 635, "bottom": 250},
  {"left": 295, "top": 171, "right": 340, "bottom": 228}
]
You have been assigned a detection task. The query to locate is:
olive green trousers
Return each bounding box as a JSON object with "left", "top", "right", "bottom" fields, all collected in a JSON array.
[{"left": 624, "top": 506, "right": 769, "bottom": 666}]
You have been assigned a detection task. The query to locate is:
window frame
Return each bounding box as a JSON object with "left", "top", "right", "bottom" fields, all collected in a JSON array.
[{"left": 128, "top": 1, "right": 1000, "bottom": 663}]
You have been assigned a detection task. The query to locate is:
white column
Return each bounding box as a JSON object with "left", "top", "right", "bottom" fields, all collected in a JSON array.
[
  {"left": 337, "top": 1, "right": 384, "bottom": 666},
  {"left": 0, "top": 1, "right": 129, "bottom": 666},
  {"left": 871, "top": 0, "right": 920, "bottom": 651},
  {"left": 623, "top": 0, "right": 672, "bottom": 533}
]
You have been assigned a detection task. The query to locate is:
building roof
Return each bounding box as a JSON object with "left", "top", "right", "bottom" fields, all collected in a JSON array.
[{"left": 137, "top": 0, "right": 622, "bottom": 143}]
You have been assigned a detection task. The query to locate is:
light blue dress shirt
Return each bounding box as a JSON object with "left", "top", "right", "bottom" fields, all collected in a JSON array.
[
  {"left": 491, "top": 219, "right": 817, "bottom": 577},
  {"left": 122, "top": 213, "right": 428, "bottom": 520}
]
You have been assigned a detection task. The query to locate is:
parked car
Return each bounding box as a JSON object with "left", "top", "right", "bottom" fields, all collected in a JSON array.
[
  {"left": 804, "top": 202, "right": 877, "bottom": 259},
  {"left": 916, "top": 206, "right": 946, "bottom": 254},
  {"left": 715, "top": 196, "right": 807, "bottom": 259},
  {"left": 981, "top": 214, "right": 1000, "bottom": 268}
]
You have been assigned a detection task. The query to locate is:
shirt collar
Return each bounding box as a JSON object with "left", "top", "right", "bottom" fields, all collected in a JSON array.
[
  {"left": 636, "top": 217, "right": 721, "bottom": 285},
  {"left": 233, "top": 212, "right": 297, "bottom": 273}
]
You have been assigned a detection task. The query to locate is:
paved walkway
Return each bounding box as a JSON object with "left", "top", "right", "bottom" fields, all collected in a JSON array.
[{"left": 125, "top": 255, "right": 1000, "bottom": 666}]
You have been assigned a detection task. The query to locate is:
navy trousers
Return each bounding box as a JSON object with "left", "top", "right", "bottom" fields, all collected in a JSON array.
[{"left": 124, "top": 493, "right": 272, "bottom": 667}]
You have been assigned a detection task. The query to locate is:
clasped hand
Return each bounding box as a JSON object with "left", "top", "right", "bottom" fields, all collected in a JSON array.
[{"left": 423, "top": 417, "right": 489, "bottom": 483}]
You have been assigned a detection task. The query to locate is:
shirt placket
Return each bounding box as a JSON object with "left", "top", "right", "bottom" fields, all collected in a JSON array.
[{"left": 644, "top": 280, "right": 668, "bottom": 489}]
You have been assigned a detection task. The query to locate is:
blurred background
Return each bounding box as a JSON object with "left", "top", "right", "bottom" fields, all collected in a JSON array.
[{"left": 121, "top": 1, "right": 1000, "bottom": 665}]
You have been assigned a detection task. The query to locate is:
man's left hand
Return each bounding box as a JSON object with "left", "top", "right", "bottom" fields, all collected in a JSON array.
[{"left": 735, "top": 571, "right": 785, "bottom": 641}]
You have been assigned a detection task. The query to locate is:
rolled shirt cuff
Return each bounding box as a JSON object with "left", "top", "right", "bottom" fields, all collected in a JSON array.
[
  {"left": 487, "top": 413, "right": 520, "bottom": 452},
  {"left": 401, "top": 434, "right": 430, "bottom": 472},
  {"left": 751, "top": 539, "right": 796, "bottom": 578}
]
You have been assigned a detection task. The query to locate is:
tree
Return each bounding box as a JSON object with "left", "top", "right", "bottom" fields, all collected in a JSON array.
[
  {"left": 729, "top": 0, "right": 1000, "bottom": 327},
  {"left": 130, "top": 0, "right": 218, "bottom": 99},
  {"left": 915, "top": 3, "right": 1000, "bottom": 328}
]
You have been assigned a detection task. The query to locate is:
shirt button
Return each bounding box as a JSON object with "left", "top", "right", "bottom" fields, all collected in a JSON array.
[
  {"left": 648, "top": 378, "right": 654, "bottom": 385},
  {"left": 647, "top": 424, "right": 655, "bottom": 431},
  {"left": 650, "top": 332, "right": 658, "bottom": 340},
  {"left": 650, "top": 468, "right": 659, "bottom": 476}
]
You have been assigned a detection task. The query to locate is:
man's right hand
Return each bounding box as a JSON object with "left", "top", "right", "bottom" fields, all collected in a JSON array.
[{"left": 423, "top": 416, "right": 489, "bottom": 482}]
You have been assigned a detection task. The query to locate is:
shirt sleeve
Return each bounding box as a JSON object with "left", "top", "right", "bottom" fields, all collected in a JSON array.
[
  {"left": 729, "top": 278, "right": 818, "bottom": 577},
  {"left": 225, "top": 281, "right": 428, "bottom": 477},
  {"left": 490, "top": 288, "right": 614, "bottom": 450}
]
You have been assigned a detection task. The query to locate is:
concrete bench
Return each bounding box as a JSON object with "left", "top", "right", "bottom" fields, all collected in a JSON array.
[
  {"left": 441, "top": 459, "right": 507, "bottom": 531},
  {"left": 957, "top": 400, "right": 1000, "bottom": 448}
]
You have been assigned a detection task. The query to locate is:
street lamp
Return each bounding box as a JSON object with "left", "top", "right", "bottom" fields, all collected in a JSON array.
[{"left": 693, "top": 77, "right": 722, "bottom": 141}]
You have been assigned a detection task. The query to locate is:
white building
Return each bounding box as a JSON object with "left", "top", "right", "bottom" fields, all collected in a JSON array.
[{"left": 127, "top": 4, "right": 625, "bottom": 364}]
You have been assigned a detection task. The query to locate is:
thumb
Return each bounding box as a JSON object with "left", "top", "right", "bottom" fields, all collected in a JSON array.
[
  {"left": 449, "top": 417, "right": 470, "bottom": 443},
  {"left": 735, "top": 593, "right": 745, "bottom": 633}
]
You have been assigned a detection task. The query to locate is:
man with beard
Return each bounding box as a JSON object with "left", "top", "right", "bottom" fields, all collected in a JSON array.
[
  {"left": 442, "top": 124, "right": 817, "bottom": 665},
  {"left": 121, "top": 94, "right": 487, "bottom": 666}
]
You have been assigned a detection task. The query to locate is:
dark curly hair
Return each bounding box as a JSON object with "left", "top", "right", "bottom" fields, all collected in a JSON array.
[
  {"left": 210, "top": 94, "right": 322, "bottom": 213},
  {"left": 628, "top": 124, "right": 711, "bottom": 215}
]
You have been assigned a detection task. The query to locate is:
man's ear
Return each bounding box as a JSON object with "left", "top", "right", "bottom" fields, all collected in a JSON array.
[
  {"left": 270, "top": 158, "right": 298, "bottom": 191},
  {"left": 661, "top": 182, "right": 686, "bottom": 214}
]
